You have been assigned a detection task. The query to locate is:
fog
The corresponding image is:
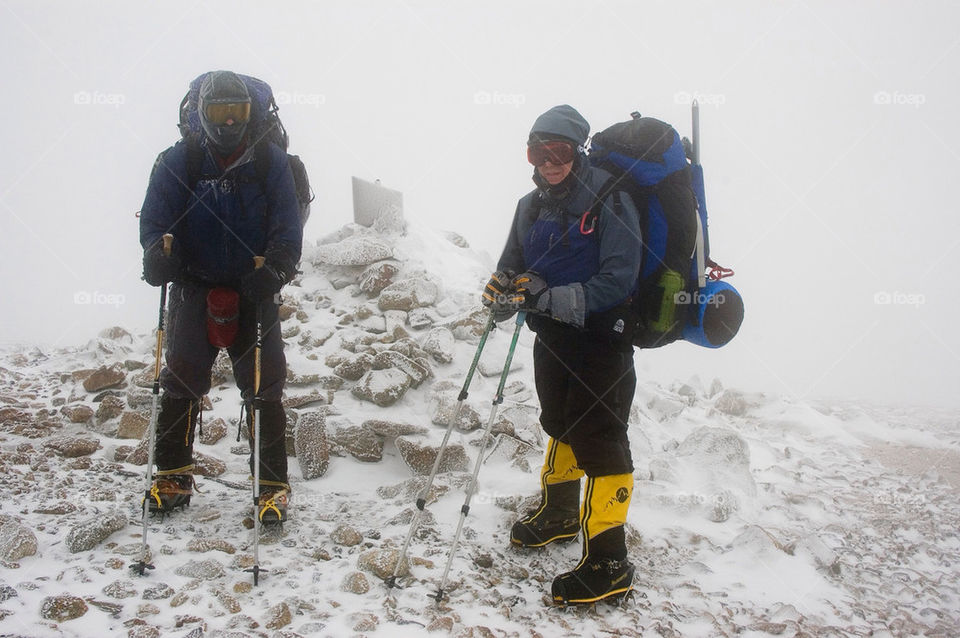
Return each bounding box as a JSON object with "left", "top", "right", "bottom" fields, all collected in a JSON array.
[{"left": 2, "top": 1, "right": 958, "bottom": 408}]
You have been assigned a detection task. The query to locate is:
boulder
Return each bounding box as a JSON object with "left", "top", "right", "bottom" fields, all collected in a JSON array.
[
  {"left": 378, "top": 278, "right": 440, "bottom": 312},
  {"left": 198, "top": 417, "right": 227, "bottom": 445},
  {"left": 358, "top": 260, "right": 400, "bottom": 296},
  {"left": 59, "top": 404, "right": 94, "bottom": 424},
  {"left": 95, "top": 395, "right": 125, "bottom": 424},
  {"left": 314, "top": 236, "right": 393, "bottom": 266},
  {"left": 44, "top": 436, "right": 100, "bottom": 458},
  {"left": 0, "top": 516, "right": 37, "bottom": 561},
  {"left": 331, "top": 524, "right": 363, "bottom": 547},
  {"left": 118, "top": 411, "right": 149, "bottom": 439},
  {"left": 429, "top": 386, "right": 482, "bottom": 432},
  {"left": 83, "top": 364, "right": 126, "bottom": 392},
  {"left": 330, "top": 426, "right": 384, "bottom": 462},
  {"left": 341, "top": 571, "right": 370, "bottom": 594},
  {"left": 395, "top": 436, "right": 469, "bottom": 475},
  {"left": 372, "top": 351, "right": 428, "bottom": 388},
  {"left": 351, "top": 369, "right": 411, "bottom": 408},
  {"left": 65, "top": 510, "right": 127, "bottom": 553},
  {"left": 421, "top": 327, "right": 455, "bottom": 364},
  {"left": 357, "top": 548, "right": 408, "bottom": 580},
  {"left": 40, "top": 595, "right": 87, "bottom": 621},
  {"left": 295, "top": 411, "right": 330, "bottom": 479},
  {"left": 714, "top": 389, "right": 748, "bottom": 416},
  {"left": 333, "top": 352, "right": 374, "bottom": 381},
  {"left": 362, "top": 419, "right": 428, "bottom": 438},
  {"left": 174, "top": 559, "right": 225, "bottom": 581}
]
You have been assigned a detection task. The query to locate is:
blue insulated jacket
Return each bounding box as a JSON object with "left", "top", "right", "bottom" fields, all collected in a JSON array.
[
  {"left": 139, "top": 138, "right": 302, "bottom": 287},
  {"left": 497, "top": 161, "right": 643, "bottom": 318}
]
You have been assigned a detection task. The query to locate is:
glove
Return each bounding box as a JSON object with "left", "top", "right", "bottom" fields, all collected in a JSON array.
[
  {"left": 241, "top": 263, "right": 285, "bottom": 301},
  {"left": 142, "top": 237, "right": 181, "bottom": 286},
  {"left": 481, "top": 270, "right": 521, "bottom": 321},
  {"left": 514, "top": 272, "right": 586, "bottom": 328},
  {"left": 481, "top": 270, "right": 517, "bottom": 307},
  {"left": 511, "top": 271, "right": 548, "bottom": 313}
]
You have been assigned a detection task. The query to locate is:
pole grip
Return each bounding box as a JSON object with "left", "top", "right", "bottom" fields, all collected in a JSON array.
[
  {"left": 253, "top": 256, "right": 266, "bottom": 269},
  {"left": 162, "top": 234, "right": 173, "bottom": 257}
]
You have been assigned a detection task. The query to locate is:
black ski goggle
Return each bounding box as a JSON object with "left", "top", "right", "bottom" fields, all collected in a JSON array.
[
  {"left": 203, "top": 101, "right": 251, "bottom": 126},
  {"left": 527, "top": 141, "right": 576, "bottom": 167}
]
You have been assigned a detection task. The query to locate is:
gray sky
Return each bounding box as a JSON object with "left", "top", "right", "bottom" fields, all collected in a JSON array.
[{"left": 2, "top": 1, "right": 958, "bottom": 408}]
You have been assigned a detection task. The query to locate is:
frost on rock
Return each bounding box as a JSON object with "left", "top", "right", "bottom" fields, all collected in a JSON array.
[
  {"left": 39, "top": 595, "right": 87, "bottom": 621},
  {"left": 421, "top": 327, "right": 455, "bottom": 364},
  {"left": 174, "top": 558, "right": 225, "bottom": 581},
  {"left": 313, "top": 235, "right": 393, "bottom": 266},
  {"left": 358, "top": 548, "right": 408, "bottom": 580},
  {"left": 0, "top": 515, "right": 38, "bottom": 561},
  {"left": 295, "top": 411, "right": 330, "bottom": 479},
  {"left": 378, "top": 277, "right": 440, "bottom": 312},
  {"left": 65, "top": 510, "right": 127, "bottom": 553},
  {"left": 82, "top": 364, "right": 126, "bottom": 392},
  {"left": 395, "top": 436, "right": 469, "bottom": 475},
  {"left": 351, "top": 368, "right": 412, "bottom": 408},
  {"left": 429, "top": 383, "right": 482, "bottom": 432},
  {"left": 329, "top": 425, "right": 384, "bottom": 463},
  {"left": 358, "top": 260, "right": 400, "bottom": 296}
]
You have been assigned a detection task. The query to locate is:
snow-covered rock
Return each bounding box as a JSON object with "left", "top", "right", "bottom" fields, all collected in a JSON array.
[
  {"left": 295, "top": 411, "right": 330, "bottom": 479},
  {"left": 351, "top": 368, "right": 412, "bottom": 407},
  {"left": 313, "top": 235, "right": 393, "bottom": 266}
]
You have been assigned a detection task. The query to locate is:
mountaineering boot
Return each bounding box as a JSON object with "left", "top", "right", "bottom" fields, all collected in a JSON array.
[
  {"left": 247, "top": 400, "right": 290, "bottom": 525},
  {"left": 256, "top": 487, "right": 290, "bottom": 525},
  {"left": 145, "top": 474, "right": 194, "bottom": 514},
  {"left": 552, "top": 473, "right": 635, "bottom": 605},
  {"left": 511, "top": 438, "right": 584, "bottom": 547}
]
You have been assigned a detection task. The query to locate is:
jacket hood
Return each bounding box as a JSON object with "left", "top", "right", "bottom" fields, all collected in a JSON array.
[{"left": 528, "top": 105, "right": 590, "bottom": 147}]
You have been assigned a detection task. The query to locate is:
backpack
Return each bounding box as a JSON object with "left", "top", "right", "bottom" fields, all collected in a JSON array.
[
  {"left": 588, "top": 109, "right": 743, "bottom": 349},
  {"left": 177, "top": 72, "right": 313, "bottom": 227}
]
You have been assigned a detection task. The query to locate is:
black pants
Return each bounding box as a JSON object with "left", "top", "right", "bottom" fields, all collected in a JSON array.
[
  {"left": 156, "top": 282, "right": 288, "bottom": 485},
  {"left": 161, "top": 282, "right": 286, "bottom": 402},
  {"left": 533, "top": 325, "right": 636, "bottom": 477}
]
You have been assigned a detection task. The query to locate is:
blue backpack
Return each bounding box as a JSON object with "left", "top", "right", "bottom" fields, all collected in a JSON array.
[
  {"left": 589, "top": 110, "right": 743, "bottom": 349},
  {"left": 177, "top": 72, "right": 313, "bottom": 227}
]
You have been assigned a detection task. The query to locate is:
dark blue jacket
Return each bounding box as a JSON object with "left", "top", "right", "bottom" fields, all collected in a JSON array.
[
  {"left": 139, "top": 138, "right": 302, "bottom": 287},
  {"left": 497, "top": 159, "right": 643, "bottom": 319}
]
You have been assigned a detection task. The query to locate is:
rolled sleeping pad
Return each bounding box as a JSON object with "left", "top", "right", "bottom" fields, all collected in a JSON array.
[{"left": 682, "top": 279, "right": 744, "bottom": 348}]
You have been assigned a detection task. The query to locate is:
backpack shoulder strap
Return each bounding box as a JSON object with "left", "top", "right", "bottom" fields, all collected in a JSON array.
[{"left": 184, "top": 134, "right": 205, "bottom": 193}]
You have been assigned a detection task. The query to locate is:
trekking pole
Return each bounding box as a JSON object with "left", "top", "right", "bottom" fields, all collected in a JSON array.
[
  {"left": 431, "top": 311, "right": 526, "bottom": 603},
  {"left": 246, "top": 256, "right": 266, "bottom": 586},
  {"left": 385, "top": 311, "right": 496, "bottom": 589},
  {"left": 131, "top": 233, "right": 173, "bottom": 577}
]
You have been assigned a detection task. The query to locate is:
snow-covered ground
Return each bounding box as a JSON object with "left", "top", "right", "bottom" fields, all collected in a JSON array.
[{"left": 0, "top": 213, "right": 957, "bottom": 638}]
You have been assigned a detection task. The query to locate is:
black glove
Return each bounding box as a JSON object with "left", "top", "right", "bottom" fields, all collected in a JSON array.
[
  {"left": 142, "top": 238, "right": 181, "bottom": 286},
  {"left": 241, "top": 263, "right": 285, "bottom": 301},
  {"left": 511, "top": 271, "right": 548, "bottom": 313},
  {"left": 481, "top": 270, "right": 523, "bottom": 321}
]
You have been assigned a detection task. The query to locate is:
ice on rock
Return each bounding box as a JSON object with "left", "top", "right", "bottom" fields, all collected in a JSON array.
[{"left": 313, "top": 235, "right": 394, "bottom": 266}]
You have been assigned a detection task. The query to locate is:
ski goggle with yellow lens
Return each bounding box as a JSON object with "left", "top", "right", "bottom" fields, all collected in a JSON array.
[{"left": 203, "top": 101, "right": 251, "bottom": 126}]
